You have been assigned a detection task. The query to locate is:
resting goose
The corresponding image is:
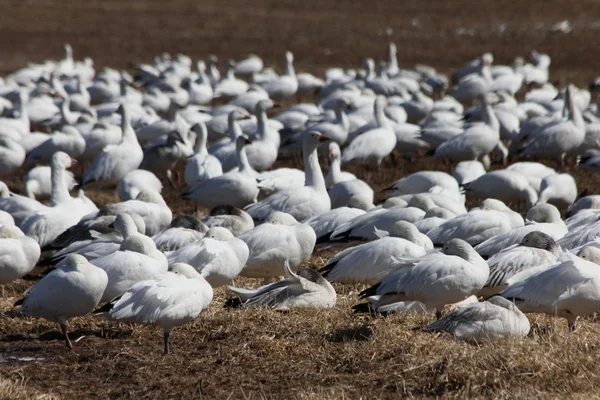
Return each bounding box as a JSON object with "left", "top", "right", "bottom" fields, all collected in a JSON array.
[
  {"left": 116, "top": 169, "right": 163, "bottom": 201},
  {"left": 200, "top": 204, "right": 254, "bottom": 237},
  {"left": 0, "top": 225, "right": 41, "bottom": 284},
  {"left": 261, "top": 51, "right": 298, "bottom": 101},
  {"left": 152, "top": 215, "right": 208, "bottom": 252},
  {"left": 228, "top": 262, "right": 336, "bottom": 310},
  {"left": 239, "top": 212, "right": 316, "bottom": 280},
  {"left": 325, "top": 142, "right": 356, "bottom": 189},
  {"left": 184, "top": 122, "right": 223, "bottom": 187},
  {"left": 0, "top": 137, "right": 25, "bottom": 176},
  {"left": 245, "top": 131, "right": 331, "bottom": 221}
]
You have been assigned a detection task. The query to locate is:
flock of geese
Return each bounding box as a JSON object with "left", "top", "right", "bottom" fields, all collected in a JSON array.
[{"left": 2, "top": 44, "right": 600, "bottom": 353}]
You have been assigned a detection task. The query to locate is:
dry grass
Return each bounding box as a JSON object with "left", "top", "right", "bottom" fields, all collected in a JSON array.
[{"left": 2, "top": 0, "right": 600, "bottom": 398}]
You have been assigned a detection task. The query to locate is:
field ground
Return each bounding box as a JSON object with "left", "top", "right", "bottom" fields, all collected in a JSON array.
[{"left": 2, "top": 0, "right": 600, "bottom": 398}]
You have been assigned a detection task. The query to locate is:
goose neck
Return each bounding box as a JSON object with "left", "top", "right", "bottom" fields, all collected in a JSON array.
[
  {"left": 50, "top": 164, "right": 71, "bottom": 206},
  {"left": 236, "top": 143, "right": 252, "bottom": 173},
  {"left": 303, "top": 145, "right": 326, "bottom": 191}
]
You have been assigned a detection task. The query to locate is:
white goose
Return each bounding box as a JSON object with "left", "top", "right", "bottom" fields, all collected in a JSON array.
[
  {"left": 152, "top": 215, "right": 208, "bottom": 252},
  {"left": 213, "top": 60, "right": 249, "bottom": 98},
  {"left": 325, "top": 142, "right": 356, "bottom": 189},
  {"left": 342, "top": 96, "right": 397, "bottom": 164},
  {"left": 245, "top": 99, "right": 280, "bottom": 171},
  {"left": 479, "top": 231, "right": 560, "bottom": 296},
  {"left": 462, "top": 170, "right": 539, "bottom": 208},
  {"left": 228, "top": 263, "right": 336, "bottom": 310},
  {"left": 360, "top": 239, "right": 489, "bottom": 319},
  {"left": 207, "top": 109, "right": 252, "bottom": 171},
  {"left": 93, "top": 233, "right": 168, "bottom": 302},
  {"left": 24, "top": 166, "right": 76, "bottom": 200},
  {"left": 239, "top": 212, "right": 316, "bottom": 280},
  {"left": 536, "top": 173, "right": 577, "bottom": 208},
  {"left": 501, "top": 246, "right": 600, "bottom": 331},
  {"left": 116, "top": 169, "right": 163, "bottom": 201},
  {"left": 24, "top": 126, "right": 86, "bottom": 168},
  {"left": 166, "top": 227, "right": 249, "bottom": 287},
  {"left": 245, "top": 131, "right": 331, "bottom": 221},
  {"left": 201, "top": 204, "right": 254, "bottom": 237},
  {"left": 304, "top": 198, "right": 370, "bottom": 244},
  {"left": 18, "top": 254, "right": 108, "bottom": 349},
  {"left": 184, "top": 122, "right": 223, "bottom": 187},
  {"left": 320, "top": 231, "right": 428, "bottom": 284},
  {"left": 0, "top": 225, "right": 40, "bottom": 284},
  {"left": 261, "top": 51, "right": 298, "bottom": 101},
  {"left": 95, "top": 262, "right": 213, "bottom": 354},
  {"left": 80, "top": 103, "right": 143, "bottom": 188},
  {"left": 452, "top": 160, "right": 486, "bottom": 185},
  {"left": 0, "top": 137, "right": 25, "bottom": 176},
  {"left": 182, "top": 135, "right": 258, "bottom": 209},
  {"left": 421, "top": 296, "right": 530, "bottom": 342},
  {"left": 475, "top": 204, "right": 567, "bottom": 257}
]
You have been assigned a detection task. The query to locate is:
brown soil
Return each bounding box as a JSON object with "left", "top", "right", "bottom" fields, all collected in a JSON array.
[{"left": 2, "top": 1, "right": 600, "bottom": 399}]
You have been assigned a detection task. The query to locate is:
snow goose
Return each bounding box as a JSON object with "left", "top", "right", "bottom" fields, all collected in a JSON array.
[
  {"left": 328, "top": 178, "right": 374, "bottom": 209},
  {"left": 452, "top": 160, "right": 486, "bottom": 185},
  {"left": 0, "top": 90, "right": 29, "bottom": 140},
  {"left": 93, "top": 233, "right": 168, "bottom": 302},
  {"left": 184, "top": 122, "right": 222, "bottom": 187},
  {"left": 152, "top": 215, "right": 208, "bottom": 252},
  {"left": 117, "top": 169, "right": 163, "bottom": 201},
  {"left": 19, "top": 152, "right": 91, "bottom": 247},
  {"left": 167, "top": 227, "right": 249, "bottom": 287},
  {"left": 0, "top": 137, "right": 25, "bottom": 176},
  {"left": 475, "top": 203, "right": 567, "bottom": 257},
  {"left": 80, "top": 103, "right": 143, "bottom": 189},
  {"left": 426, "top": 199, "right": 523, "bottom": 247},
  {"left": 434, "top": 95, "right": 500, "bottom": 164},
  {"left": 319, "top": 231, "right": 428, "bottom": 284},
  {"left": 213, "top": 60, "right": 249, "bottom": 98},
  {"left": 182, "top": 135, "right": 258, "bottom": 209},
  {"left": 536, "top": 173, "right": 577, "bottom": 208},
  {"left": 24, "top": 166, "right": 76, "bottom": 200},
  {"left": 451, "top": 54, "right": 492, "bottom": 105},
  {"left": 421, "top": 296, "right": 530, "bottom": 342},
  {"left": 342, "top": 96, "right": 397, "bottom": 164},
  {"left": 0, "top": 225, "right": 40, "bottom": 284},
  {"left": 25, "top": 126, "right": 86, "bottom": 168},
  {"left": 505, "top": 162, "right": 557, "bottom": 192},
  {"left": 139, "top": 129, "right": 194, "bottom": 185},
  {"left": 94, "top": 262, "right": 213, "bottom": 354},
  {"left": 325, "top": 142, "right": 356, "bottom": 189},
  {"left": 462, "top": 170, "right": 539, "bottom": 208},
  {"left": 235, "top": 54, "right": 264, "bottom": 75},
  {"left": 207, "top": 109, "right": 252, "bottom": 171},
  {"left": 227, "top": 262, "right": 336, "bottom": 310},
  {"left": 261, "top": 51, "right": 298, "bottom": 101},
  {"left": 95, "top": 190, "right": 171, "bottom": 236},
  {"left": 501, "top": 246, "right": 600, "bottom": 331},
  {"left": 0, "top": 210, "right": 14, "bottom": 227},
  {"left": 413, "top": 207, "right": 457, "bottom": 235},
  {"left": 18, "top": 254, "right": 108, "bottom": 349},
  {"left": 256, "top": 167, "right": 306, "bottom": 196},
  {"left": 304, "top": 200, "right": 369, "bottom": 244},
  {"left": 245, "top": 131, "right": 331, "bottom": 221},
  {"left": 384, "top": 171, "right": 460, "bottom": 198},
  {"left": 519, "top": 85, "right": 585, "bottom": 164},
  {"left": 185, "top": 61, "right": 213, "bottom": 105},
  {"left": 200, "top": 204, "right": 254, "bottom": 237},
  {"left": 227, "top": 85, "right": 270, "bottom": 113},
  {"left": 567, "top": 195, "right": 600, "bottom": 217},
  {"left": 288, "top": 98, "right": 350, "bottom": 147},
  {"left": 239, "top": 212, "right": 316, "bottom": 280},
  {"left": 360, "top": 238, "right": 489, "bottom": 319},
  {"left": 479, "top": 231, "right": 560, "bottom": 296},
  {"left": 245, "top": 99, "right": 280, "bottom": 171}
]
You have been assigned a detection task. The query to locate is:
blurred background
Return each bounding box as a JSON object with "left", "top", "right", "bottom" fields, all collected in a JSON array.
[{"left": 1, "top": 0, "right": 599, "bottom": 83}]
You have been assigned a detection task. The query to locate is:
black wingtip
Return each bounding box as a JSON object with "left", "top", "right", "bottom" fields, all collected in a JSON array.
[
  {"left": 317, "top": 262, "right": 336, "bottom": 276},
  {"left": 358, "top": 283, "right": 380, "bottom": 299},
  {"left": 224, "top": 297, "right": 243, "bottom": 309},
  {"left": 315, "top": 232, "right": 332, "bottom": 244},
  {"left": 13, "top": 297, "right": 26, "bottom": 307},
  {"left": 93, "top": 294, "right": 123, "bottom": 315}
]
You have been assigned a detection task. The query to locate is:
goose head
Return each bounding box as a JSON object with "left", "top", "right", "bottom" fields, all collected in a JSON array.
[
  {"left": 407, "top": 194, "right": 436, "bottom": 211},
  {"left": 169, "top": 262, "right": 202, "bottom": 279},
  {"left": 303, "top": 131, "right": 330, "bottom": 153},
  {"left": 255, "top": 99, "right": 277, "bottom": 115},
  {"left": 520, "top": 231, "right": 557, "bottom": 252},
  {"left": 382, "top": 197, "right": 408, "bottom": 209},
  {"left": 327, "top": 142, "right": 342, "bottom": 164},
  {"left": 112, "top": 212, "right": 146, "bottom": 236},
  {"left": 388, "top": 221, "right": 419, "bottom": 241},
  {"left": 61, "top": 254, "right": 89, "bottom": 270},
  {"left": 578, "top": 246, "right": 600, "bottom": 264},
  {"left": 267, "top": 211, "right": 298, "bottom": 226},
  {"left": 235, "top": 134, "right": 252, "bottom": 150},
  {"left": 285, "top": 51, "right": 294, "bottom": 64},
  {"left": 135, "top": 190, "right": 165, "bottom": 205},
  {"left": 120, "top": 234, "right": 158, "bottom": 254},
  {"left": 169, "top": 215, "right": 207, "bottom": 233},
  {"left": 51, "top": 151, "right": 77, "bottom": 171},
  {"left": 424, "top": 207, "right": 456, "bottom": 220},
  {"left": 228, "top": 108, "right": 251, "bottom": 124},
  {"left": 205, "top": 227, "right": 234, "bottom": 240},
  {"left": 0, "top": 225, "right": 23, "bottom": 239},
  {"left": 525, "top": 203, "right": 562, "bottom": 224},
  {"left": 346, "top": 195, "right": 374, "bottom": 210}
]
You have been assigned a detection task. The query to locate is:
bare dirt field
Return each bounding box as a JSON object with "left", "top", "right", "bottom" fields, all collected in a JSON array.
[{"left": 2, "top": 1, "right": 600, "bottom": 399}]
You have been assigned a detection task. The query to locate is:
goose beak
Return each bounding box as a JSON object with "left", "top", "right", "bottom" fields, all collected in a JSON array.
[
  {"left": 328, "top": 150, "right": 334, "bottom": 158},
  {"left": 70, "top": 157, "right": 79, "bottom": 165},
  {"left": 244, "top": 137, "right": 253, "bottom": 145},
  {"left": 243, "top": 114, "right": 252, "bottom": 120},
  {"left": 272, "top": 101, "right": 282, "bottom": 108},
  {"left": 318, "top": 134, "right": 332, "bottom": 143}
]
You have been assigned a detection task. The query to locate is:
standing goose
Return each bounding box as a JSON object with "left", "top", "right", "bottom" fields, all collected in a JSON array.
[
  {"left": 0, "top": 137, "right": 25, "bottom": 176},
  {"left": 184, "top": 122, "right": 223, "bottom": 187},
  {"left": 228, "top": 262, "right": 336, "bottom": 310},
  {"left": 18, "top": 254, "right": 108, "bottom": 349},
  {"left": 24, "top": 166, "right": 76, "bottom": 200},
  {"left": 325, "top": 142, "right": 356, "bottom": 189},
  {"left": 434, "top": 95, "right": 500, "bottom": 164},
  {"left": 213, "top": 60, "right": 249, "bottom": 98},
  {"left": 261, "top": 51, "right": 298, "bottom": 101},
  {"left": 421, "top": 296, "right": 530, "bottom": 342},
  {"left": 342, "top": 96, "right": 397, "bottom": 165},
  {"left": 245, "top": 99, "right": 280, "bottom": 171},
  {"left": 207, "top": 109, "right": 252, "bottom": 172},
  {"left": 501, "top": 246, "right": 600, "bottom": 331},
  {"left": 359, "top": 238, "right": 489, "bottom": 319},
  {"left": 94, "top": 262, "right": 213, "bottom": 354},
  {"left": 24, "top": 126, "right": 86, "bottom": 168},
  {"left": 182, "top": 134, "right": 258, "bottom": 209},
  {"left": 245, "top": 131, "right": 331, "bottom": 221},
  {"left": 479, "top": 231, "right": 560, "bottom": 296},
  {"left": 80, "top": 103, "right": 143, "bottom": 189}
]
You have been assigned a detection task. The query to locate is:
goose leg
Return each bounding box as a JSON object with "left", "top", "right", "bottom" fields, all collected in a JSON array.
[
  {"left": 568, "top": 318, "right": 577, "bottom": 332},
  {"left": 435, "top": 309, "right": 443, "bottom": 320},
  {"left": 163, "top": 331, "right": 170, "bottom": 354},
  {"left": 60, "top": 323, "right": 73, "bottom": 349}
]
